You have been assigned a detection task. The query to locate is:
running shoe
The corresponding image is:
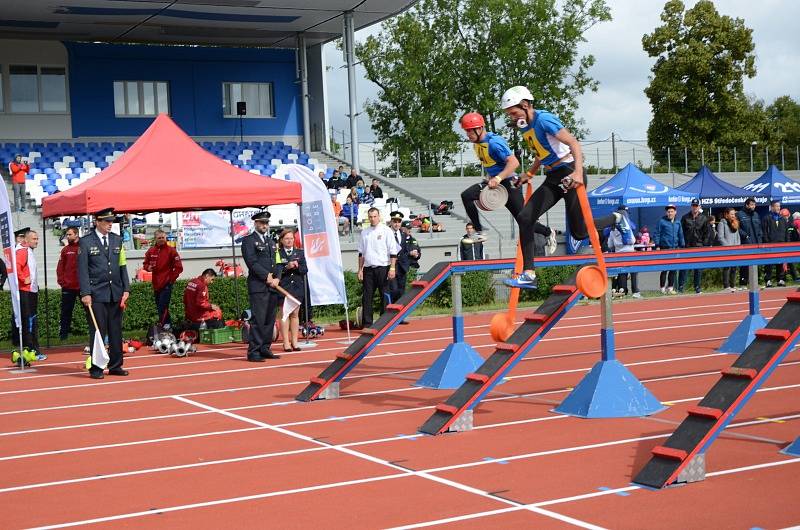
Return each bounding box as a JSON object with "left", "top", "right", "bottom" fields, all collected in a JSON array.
[
  {"left": 504, "top": 271, "right": 538, "bottom": 289},
  {"left": 632, "top": 292, "right": 642, "bottom": 299},
  {"left": 35, "top": 353, "right": 48, "bottom": 361},
  {"left": 545, "top": 231, "right": 558, "bottom": 255}
]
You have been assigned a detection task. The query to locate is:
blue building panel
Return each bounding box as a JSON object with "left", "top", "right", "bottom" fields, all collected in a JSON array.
[{"left": 65, "top": 42, "right": 302, "bottom": 138}]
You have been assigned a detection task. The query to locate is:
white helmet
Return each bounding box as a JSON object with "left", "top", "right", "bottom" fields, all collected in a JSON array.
[{"left": 500, "top": 86, "right": 534, "bottom": 109}]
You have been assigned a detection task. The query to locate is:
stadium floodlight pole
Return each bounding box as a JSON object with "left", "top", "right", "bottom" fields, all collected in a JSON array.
[
  {"left": 750, "top": 141, "right": 757, "bottom": 173},
  {"left": 343, "top": 11, "right": 360, "bottom": 174},
  {"left": 297, "top": 33, "right": 311, "bottom": 153}
]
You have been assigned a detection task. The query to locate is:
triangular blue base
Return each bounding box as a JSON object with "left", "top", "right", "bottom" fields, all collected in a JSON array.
[
  {"left": 413, "top": 342, "right": 485, "bottom": 389},
  {"left": 554, "top": 359, "right": 666, "bottom": 418},
  {"left": 781, "top": 437, "right": 800, "bottom": 456},
  {"left": 716, "top": 314, "right": 767, "bottom": 354}
]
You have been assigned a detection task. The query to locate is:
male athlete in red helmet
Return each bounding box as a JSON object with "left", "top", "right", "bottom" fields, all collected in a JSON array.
[{"left": 459, "top": 112, "right": 556, "bottom": 253}]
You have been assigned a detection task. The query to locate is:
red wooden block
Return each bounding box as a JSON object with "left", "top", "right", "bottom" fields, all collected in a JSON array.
[
  {"left": 687, "top": 405, "right": 723, "bottom": 420},
  {"left": 411, "top": 280, "right": 429, "bottom": 288},
  {"left": 552, "top": 284, "right": 577, "bottom": 294},
  {"left": 435, "top": 404, "right": 459, "bottom": 415},
  {"left": 525, "top": 312, "right": 548, "bottom": 323},
  {"left": 466, "top": 373, "right": 489, "bottom": 384},
  {"left": 310, "top": 377, "right": 327, "bottom": 386},
  {"left": 721, "top": 366, "right": 757, "bottom": 379},
  {"left": 386, "top": 304, "right": 404, "bottom": 311},
  {"left": 754, "top": 328, "right": 791, "bottom": 341},
  {"left": 336, "top": 352, "right": 353, "bottom": 360},
  {"left": 496, "top": 342, "right": 518, "bottom": 352},
  {"left": 651, "top": 445, "right": 688, "bottom": 461}
]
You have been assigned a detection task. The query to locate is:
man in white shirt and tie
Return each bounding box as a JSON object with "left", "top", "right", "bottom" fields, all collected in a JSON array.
[{"left": 357, "top": 207, "right": 401, "bottom": 328}]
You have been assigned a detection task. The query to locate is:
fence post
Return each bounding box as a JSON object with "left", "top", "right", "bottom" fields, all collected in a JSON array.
[
  {"left": 684, "top": 146, "right": 688, "bottom": 174},
  {"left": 668, "top": 147, "right": 673, "bottom": 185},
  {"left": 781, "top": 144, "right": 785, "bottom": 170},
  {"left": 649, "top": 149, "right": 653, "bottom": 174},
  {"left": 734, "top": 146, "right": 737, "bottom": 173},
  {"left": 632, "top": 146, "right": 636, "bottom": 166},
  {"left": 701, "top": 146, "right": 705, "bottom": 167},
  {"left": 596, "top": 147, "right": 600, "bottom": 174},
  {"left": 438, "top": 149, "right": 443, "bottom": 177},
  {"left": 717, "top": 146, "right": 721, "bottom": 173},
  {"left": 796, "top": 146, "right": 799, "bottom": 171},
  {"left": 460, "top": 148, "right": 464, "bottom": 177},
  {"left": 417, "top": 149, "right": 421, "bottom": 178},
  {"left": 766, "top": 146, "right": 769, "bottom": 168},
  {"left": 372, "top": 149, "right": 377, "bottom": 173}
]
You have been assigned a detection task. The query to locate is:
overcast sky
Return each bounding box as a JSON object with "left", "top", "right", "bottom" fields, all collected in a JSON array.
[{"left": 325, "top": 0, "right": 800, "bottom": 144}]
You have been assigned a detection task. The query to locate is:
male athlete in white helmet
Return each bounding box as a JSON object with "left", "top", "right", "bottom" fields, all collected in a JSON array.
[{"left": 500, "top": 85, "right": 632, "bottom": 289}]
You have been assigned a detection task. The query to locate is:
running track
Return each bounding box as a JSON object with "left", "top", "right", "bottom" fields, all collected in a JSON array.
[{"left": 1, "top": 289, "right": 799, "bottom": 529}]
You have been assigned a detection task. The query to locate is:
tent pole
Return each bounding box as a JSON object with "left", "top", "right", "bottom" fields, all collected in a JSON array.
[
  {"left": 229, "top": 210, "right": 241, "bottom": 318},
  {"left": 42, "top": 216, "right": 51, "bottom": 349}
]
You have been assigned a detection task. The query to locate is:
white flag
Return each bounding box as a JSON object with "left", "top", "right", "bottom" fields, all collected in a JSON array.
[
  {"left": 91, "top": 330, "right": 110, "bottom": 369},
  {"left": 282, "top": 164, "right": 346, "bottom": 305},
  {"left": 0, "top": 181, "right": 21, "bottom": 331},
  {"left": 282, "top": 294, "right": 301, "bottom": 321}
]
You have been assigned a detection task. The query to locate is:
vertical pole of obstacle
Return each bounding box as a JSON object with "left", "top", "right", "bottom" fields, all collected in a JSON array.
[
  {"left": 600, "top": 284, "right": 615, "bottom": 362},
  {"left": 452, "top": 272, "right": 464, "bottom": 343},
  {"left": 748, "top": 264, "right": 759, "bottom": 315}
]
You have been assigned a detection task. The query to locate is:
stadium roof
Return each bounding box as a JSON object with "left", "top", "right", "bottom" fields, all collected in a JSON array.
[{"left": 0, "top": 0, "right": 417, "bottom": 48}]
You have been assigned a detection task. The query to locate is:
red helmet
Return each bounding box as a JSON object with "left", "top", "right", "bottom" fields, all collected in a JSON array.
[{"left": 460, "top": 112, "right": 485, "bottom": 130}]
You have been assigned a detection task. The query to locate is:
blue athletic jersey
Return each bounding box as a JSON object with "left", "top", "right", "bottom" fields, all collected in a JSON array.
[
  {"left": 519, "top": 110, "right": 572, "bottom": 169},
  {"left": 472, "top": 132, "right": 513, "bottom": 178}
]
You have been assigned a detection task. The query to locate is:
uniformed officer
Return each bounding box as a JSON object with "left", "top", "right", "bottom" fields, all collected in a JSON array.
[
  {"left": 79, "top": 208, "right": 130, "bottom": 379},
  {"left": 241, "top": 210, "right": 281, "bottom": 362},
  {"left": 388, "top": 211, "right": 410, "bottom": 303}
]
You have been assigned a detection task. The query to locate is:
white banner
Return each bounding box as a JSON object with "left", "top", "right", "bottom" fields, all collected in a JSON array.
[
  {"left": 181, "top": 208, "right": 260, "bottom": 249},
  {"left": 283, "top": 164, "right": 346, "bottom": 306},
  {"left": 0, "top": 184, "right": 21, "bottom": 329}
]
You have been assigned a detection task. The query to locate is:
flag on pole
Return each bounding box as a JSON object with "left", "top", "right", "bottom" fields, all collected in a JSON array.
[
  {"left": 90, "top": 329, "right": 110, "bottom": 369},
  {"left": 282, "top": 294, "right": 301, "bottom": 321}
]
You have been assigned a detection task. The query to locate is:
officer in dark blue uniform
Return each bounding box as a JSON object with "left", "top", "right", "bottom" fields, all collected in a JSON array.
[
  {"left": 241, "top": 210, "right": 281, "bottom": 361},
  {"left": 79, "top": 208, "right": 130, "bottom": 379},
  {"left": 388, "top": 211, "right": 411, "bottom": 304}
]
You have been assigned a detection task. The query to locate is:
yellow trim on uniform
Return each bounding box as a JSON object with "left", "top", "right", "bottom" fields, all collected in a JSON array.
[{"left": 119, "top": 246, "right": 127, "bottom": 266}]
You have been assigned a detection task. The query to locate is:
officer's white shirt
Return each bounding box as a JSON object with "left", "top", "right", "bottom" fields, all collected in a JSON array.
[
  {"left": 26, "top": 246, "right": 38, "bottom": 293},
  {"left": 358, "top": 223, "right": 400, "bottom": 267}
]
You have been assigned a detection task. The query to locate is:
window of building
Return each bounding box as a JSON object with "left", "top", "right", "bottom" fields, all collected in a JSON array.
[
  {"left": 222, "top": 82, "right": 274, "bottom": 118},
  {"left": 113, "top": 81, "right": 169, "bottom": 117},
  {"left": 8, "top": 65, "right": 67, "bottom": 113}
]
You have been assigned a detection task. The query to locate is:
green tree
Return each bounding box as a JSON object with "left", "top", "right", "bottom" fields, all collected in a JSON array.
[
  {"left": 356, "top": 0, "right": 611, "bottom": 167},
  {"left": 767, "top": 95, "right": 800, "bottom": 149},
  {"left": 643, "top": 0, "right": 756, "bottom": 162}
]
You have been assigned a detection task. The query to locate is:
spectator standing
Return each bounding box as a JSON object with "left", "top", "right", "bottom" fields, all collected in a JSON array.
[
  {"left": 241, "top": 210, "right": 281, "bottom": 362},
  {"left": 460, "top": 222, "right": 485, "bottom": 260},
  {"left": 387, "top": 211, "right": 411, "bottom": 304},
  {"left": 716, "top": 207, "right": 741, "bottom": 292},
  {"left": 9, "top": 154, "right": 29, "bottom": 213},
  {"left": 655, "top": 204, "right": 685, "bottom": 294},
  {"left": 736, "top": 197, "right": 762, "bottom": 288},
  {"left": 183, "top": 269, "right": 223, "bottom": 330},
  {"left": 608, "top": 206, "right": 640, "bottom": 298},
  {"left": 16, "top": 229, "right": 44, "bottom": 359},
  {"left": 370, "top": 179, "right": 384, "bottom": 199},
  {"left": 400, "top": 221, "right": 421, "bottom": 272},
  {"left": 762, "top": 200, "right": 788, "bottom": 287},
  {"left": 79, "top": 208, "right": 130, "bottom": 379},
  {"left": 678, "top": 199, "right": 708, "bottom": 293},
  {"left": 143, "top": 229, "right": 183, "bottom": 328},
  {"left": 357, "top": 208, "right": 400, "bottom": 328},
  {"left": 274, "top": 229, "right": 307, "bottom": 351},
  {"left": 56, "top": 227, "right": 80, "bottom": 340}
]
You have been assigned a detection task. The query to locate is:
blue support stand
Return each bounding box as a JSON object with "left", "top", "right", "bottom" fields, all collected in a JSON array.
[
  {"left": 781, "top": 436, "right": 800, "bottom": 456},
  {"left": 415, "top": 273, "right": 484, "bottom": 389},
  {"left": 717, "top": 265, "right": 767, "bottom": 354},
  {"left": 554, "top": 287, "right": 665, "bottom": 418}
]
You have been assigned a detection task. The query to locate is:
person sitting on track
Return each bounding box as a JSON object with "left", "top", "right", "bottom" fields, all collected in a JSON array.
[
  {"left": 500, "top": 85, "right": 631, "bottom": 289},
  {"left": 183, "top": 268, "right": 224, "bottom": 331}
]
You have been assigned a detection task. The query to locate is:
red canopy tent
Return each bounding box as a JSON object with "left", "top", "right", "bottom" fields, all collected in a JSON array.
[
  {"left": 42, "top": 114, "right": 302, "bottom": 216},
  {"left": 38, "top": 115, "right": 303, "bottom": 339}
]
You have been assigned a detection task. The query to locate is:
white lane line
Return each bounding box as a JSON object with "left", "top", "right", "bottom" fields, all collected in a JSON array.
[
  {"left": 24, "top": 406, "right": 800, "bottom": 530},
  {"left": 388, "top": 456, "right": 800, "bottom": 529},
  {"left": 0, "top": 334, "right": 728, "bottom": 417},
  {"left": 0, "top": 313, "right": 773, "bottom": 397},
  {"left": 0, "top": 306, "right": 780, "bottom": 388},
  {"left": 0, "top": 346, "right": 752, "bottom": 438}
]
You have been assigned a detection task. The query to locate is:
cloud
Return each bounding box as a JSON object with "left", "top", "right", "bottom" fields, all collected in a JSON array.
[{"left": 325, "top": 0, "right": 800, "bottom": 145}]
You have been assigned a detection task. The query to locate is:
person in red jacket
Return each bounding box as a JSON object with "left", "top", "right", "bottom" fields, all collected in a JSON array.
[
  {"left": 9, "top": 154, "right": 29, "bottom": 213},
  {"left": 56, "top": 227, "right": 80, "bottom": 340},
  {"left": 16, "top": 229, "right": 44, "bottom": 359},
  {"left": 183, "top": 268, "right": 223, "bottom": 330},
  {"left": 143, "top": 229, "right": 183, "bottom": 328}
]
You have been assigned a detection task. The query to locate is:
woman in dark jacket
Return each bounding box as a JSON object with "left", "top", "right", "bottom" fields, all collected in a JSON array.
[{"left": 275, "top": 229, "right": 308, "bottom": 351}]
